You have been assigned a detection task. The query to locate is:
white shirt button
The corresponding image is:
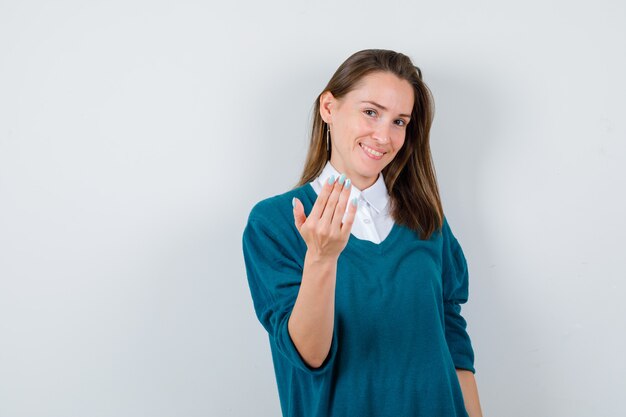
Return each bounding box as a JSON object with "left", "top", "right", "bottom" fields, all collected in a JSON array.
[{"left": 363, "top": 218, "right": 371, "bottom": 224}]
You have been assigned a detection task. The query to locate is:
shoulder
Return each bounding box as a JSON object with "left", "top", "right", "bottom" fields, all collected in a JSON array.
[
  {"left": 247, "top": 183, "right": 311, "bottom": 223},
  {"left": 243, "top": 184, "right": 312, "bottom": 246},
  {"left": 442, "top": 214, "right": 466, "bottom": 246},
  {"left": 243, "top": 185, "right": 315, "bottom": 253},
  {"left": 440, "top": 214, "right": 466, "bottom": 262}
]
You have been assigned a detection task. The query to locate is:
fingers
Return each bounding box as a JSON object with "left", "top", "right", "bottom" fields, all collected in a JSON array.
[
  {"left": 292, "top": 197, "right": 305, "bottom": 230},
  {"left": 295, "top": 172, "right": 357, "bottom": 256},
  {"left": 320, "top": 173, "right": 347, "bottom": 226},
  {"left": 340, "top": 195, "right": 358, "bottom": 238},
  {"left": 330, "top": 177, "right": 353, "bottom": 230},
  {"left": 308, "top": 174, "right": 336, "bottom": 221}
]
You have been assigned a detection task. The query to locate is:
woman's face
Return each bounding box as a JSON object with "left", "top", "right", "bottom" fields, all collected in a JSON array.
[{"left": 320, "top": 71, "right": 414, "bottom": 190}]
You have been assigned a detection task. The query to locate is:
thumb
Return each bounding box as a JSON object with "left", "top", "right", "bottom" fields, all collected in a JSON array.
[{"left": 292, "top": 197, "right": 306, "bottom": 231}]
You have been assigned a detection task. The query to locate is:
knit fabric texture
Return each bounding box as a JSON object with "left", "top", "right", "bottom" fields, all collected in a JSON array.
[{"left": 242, "top": 183, "right": 475, "bottom": 417}]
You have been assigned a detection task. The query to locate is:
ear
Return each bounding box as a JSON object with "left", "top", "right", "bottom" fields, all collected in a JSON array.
[{"left": 319, "top": 90, "right": 336, "bottom": 124}]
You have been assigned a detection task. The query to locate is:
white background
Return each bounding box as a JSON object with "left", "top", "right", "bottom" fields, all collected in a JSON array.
[{"left": 1, "top": 1, "right": 624, "bottom": 416}]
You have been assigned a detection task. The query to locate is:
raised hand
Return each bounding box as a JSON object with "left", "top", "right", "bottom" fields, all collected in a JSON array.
[{"left": 292, "top": 174, "right": 358, "bottom": 261}]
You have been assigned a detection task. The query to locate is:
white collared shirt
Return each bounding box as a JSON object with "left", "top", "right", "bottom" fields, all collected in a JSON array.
[{"left": 309, "top": 161, "right": 395, "bottom": 244}]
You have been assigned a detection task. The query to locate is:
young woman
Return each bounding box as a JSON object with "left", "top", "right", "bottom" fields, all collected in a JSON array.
[{"left": 242, "top": 49, "right": 483, "bottom": 417}]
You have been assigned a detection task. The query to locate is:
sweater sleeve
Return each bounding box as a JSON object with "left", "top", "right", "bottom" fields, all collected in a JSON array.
[
  {"left": 242, "top": 212, "right": 338, "bottom": 375},
  {"left": 441, "top": 216, "right": 476, "bottom": 374}
]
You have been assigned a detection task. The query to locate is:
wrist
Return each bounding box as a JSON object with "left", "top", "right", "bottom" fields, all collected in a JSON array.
[{"left": 304, "top": 249, "right": 338, "bottom": 266}]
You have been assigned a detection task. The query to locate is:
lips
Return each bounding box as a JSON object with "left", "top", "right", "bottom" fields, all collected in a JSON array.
[{"left": 359, "top": 142, "right": 386, "bottom": 157}]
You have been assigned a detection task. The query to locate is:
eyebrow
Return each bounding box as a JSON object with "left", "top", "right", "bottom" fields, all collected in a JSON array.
[{"left": 360, "top": 101, "right": 411, "bottom": 118}]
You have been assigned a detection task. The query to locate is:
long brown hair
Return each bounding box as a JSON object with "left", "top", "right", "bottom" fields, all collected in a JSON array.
[{"left": 294, "top": 49, "right": 444, "bottom": 240}]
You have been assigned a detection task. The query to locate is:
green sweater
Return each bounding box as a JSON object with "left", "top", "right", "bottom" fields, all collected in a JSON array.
[{"left": 242, "top": 183, "right": 475, "bottom": 417}]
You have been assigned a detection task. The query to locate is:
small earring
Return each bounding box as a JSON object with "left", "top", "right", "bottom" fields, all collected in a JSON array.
[{"left": 326, "top": 124, "right": 330, "bottom": 152}]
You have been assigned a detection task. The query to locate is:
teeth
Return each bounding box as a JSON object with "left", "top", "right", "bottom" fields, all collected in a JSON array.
[{"left": 360, "top": 143, "right": 384, "bottom": 157}]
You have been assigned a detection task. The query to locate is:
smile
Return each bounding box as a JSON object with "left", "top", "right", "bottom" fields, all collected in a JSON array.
[{"left": 360, "top": 143, "right": 385, "bottom": 159}]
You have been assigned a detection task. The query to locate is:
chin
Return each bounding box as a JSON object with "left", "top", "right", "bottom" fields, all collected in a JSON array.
[{"left": 359, "top": 166, "right": 383, "bottom": 179}]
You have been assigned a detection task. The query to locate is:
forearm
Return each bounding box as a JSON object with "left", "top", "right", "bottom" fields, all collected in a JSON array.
[
  {"left": 456, "top": 369, "right": 483, "bottom": 417},
  {"left": 287, "top": 251, "right": 337, "bottom": 368}
]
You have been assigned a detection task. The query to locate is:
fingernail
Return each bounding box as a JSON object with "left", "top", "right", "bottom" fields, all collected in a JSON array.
[
  {"left": 338, "top": 173, "right": 346, "bottom": 185},
  {"left": 351, "top": 197, "right": 358, "bottom": 207},
  {"left": 345, "top": 179, "right": 351, "bottom": 189},
  {"left": 327, "top": 175, "right": 335, "bottom": 185},
  {"left": 292, "top": 197, "right": 296, "bottom": 208}
]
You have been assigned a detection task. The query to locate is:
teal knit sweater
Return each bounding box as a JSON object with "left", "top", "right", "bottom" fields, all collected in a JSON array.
[{"left": 242, "top": 183, "right": 475, "bottom": 417}]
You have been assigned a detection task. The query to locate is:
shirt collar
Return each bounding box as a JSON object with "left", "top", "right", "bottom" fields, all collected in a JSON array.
[{"left": 314, "top": 160, "right": 389, "bottom": 214}]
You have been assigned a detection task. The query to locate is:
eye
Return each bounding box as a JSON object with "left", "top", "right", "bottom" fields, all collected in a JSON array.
[
  {"left": 395, "top": 119, "right": 408, "bottom": 127},
  {"left": 364, "top": 109, "right": 377, "bottom": 117}
]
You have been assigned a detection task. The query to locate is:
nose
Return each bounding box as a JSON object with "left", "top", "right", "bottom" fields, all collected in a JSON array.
[{"left": 372, "top": 123, "right": 391, "bottom": 144}]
